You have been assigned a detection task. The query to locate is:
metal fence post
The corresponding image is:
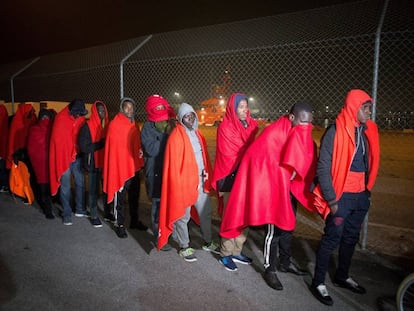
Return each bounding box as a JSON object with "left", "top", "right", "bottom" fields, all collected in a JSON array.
[
  {"left": 361, "top": 0, "right": 389, "bottom": 251},
  {"left": 120, "top": 35, "right": 152, "bottom": 100},
  {"left": 10, "top": 57, "right": 40, "bottom": 113}
]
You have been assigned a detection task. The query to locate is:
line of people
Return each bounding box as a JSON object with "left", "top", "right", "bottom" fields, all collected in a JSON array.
[{"left": 0, "top": 88, "right": 379, "bottom": 307}]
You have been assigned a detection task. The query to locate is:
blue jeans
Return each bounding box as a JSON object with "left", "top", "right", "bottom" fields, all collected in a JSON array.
[
  {"left": 151, "top": 198, "right": 160, "bottom": 243},
  {"left": 60, "top": 158, "right": 85, "bottom": 220},
  {"left": 313, "top": 191, "right": 370, "bottom": 286}
]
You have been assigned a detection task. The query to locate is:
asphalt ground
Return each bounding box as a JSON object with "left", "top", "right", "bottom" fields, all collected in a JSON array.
[{"left": 0, "top": 190, "right": 412, "bottom": 311}]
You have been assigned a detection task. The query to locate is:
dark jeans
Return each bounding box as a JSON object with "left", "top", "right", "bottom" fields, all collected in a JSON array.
[
  {"left": 115, "top": 171, "right": 141, "bottom": 226},
  {"left": 128, "top": 171, "right": 141, "bottom": 226},
  {"left": 88, "top": 169, "right": 108, "bottom": 219},
  {"left": 60, "top": 158, "right": 85, "bottom": 220},
  {"left": 313, "top": 191, "right": 370, "bottom": 286}
]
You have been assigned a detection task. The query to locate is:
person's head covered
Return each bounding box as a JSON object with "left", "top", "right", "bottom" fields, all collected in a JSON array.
[
  {"left": 342, "top": 89, "right": 373, "bottom": 125},
  {"left": 68, "top": 99, "right": 88, "bottom": 117},
  {"left": 145, "top": 95, "right": 170, "bottom": 122}
]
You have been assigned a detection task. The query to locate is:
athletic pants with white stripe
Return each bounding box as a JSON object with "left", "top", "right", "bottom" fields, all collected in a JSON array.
[{"left": 263, "top": 194, "right": 297, "bottom": 271}]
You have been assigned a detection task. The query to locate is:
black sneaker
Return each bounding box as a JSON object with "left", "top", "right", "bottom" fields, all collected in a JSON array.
[
  {"left": 90, "top": 217, "right": 103, "bottom": 228},
  {"left": 333, "top": 277, "right": 366, "bottom": 294},
  {"left": 263, "top": 269, "right": 283, "bottom": 290},
  {"left": 45, "top": 213, "right": 55, "bottom": 219},
  {"left": 104, "top": 214, "right": 116, "bottom": 223},
  {"left": 115, "top": 225, "right": 128, "bottom": 238},
  {"left": 0, "top": 186, "right": 9, "bottom": 193},
  {"left": 179, "top": 247, "right": 197, "bottom": 262},
  {"left": 279, "top": 262, "right": 308, "bottom": 276},
  {"left": 130, "top": 221, "right": 148, "bottom": 231},
  {"left": 311, "top": 283, "right": 334, "bottom": 306}
]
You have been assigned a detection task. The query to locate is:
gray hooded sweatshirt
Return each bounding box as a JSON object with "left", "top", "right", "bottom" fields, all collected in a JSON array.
[{"left": 177, "top": 103, "right": 204, "bottom": 177}]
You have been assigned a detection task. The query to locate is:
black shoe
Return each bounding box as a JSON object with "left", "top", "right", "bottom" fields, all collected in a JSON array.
[
  {"left": 104, "top": 214, "right": 116, "bottom": 223},
  {"left": 279, "top": 262, "right": 308, "bottom": 276},
  {"left": 333, "top": 277, "right": 366, "bottom": 294},
  {"left": 311, "top": 283, "right": 334, "bottom": 306},
  {"left": 45, "top": 213, "right": 55, "bottom": 219},
  {"left": 115, "top": 225, "right": 128, "bottom": 238},
  {"left": 130, "top": 221, "right": 148, "bottom": 231},
  {"left": 263, "top": 269, "right": 283, "bottom": 290}
]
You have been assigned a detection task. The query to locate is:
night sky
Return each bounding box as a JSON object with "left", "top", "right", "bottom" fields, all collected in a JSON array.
[{"left": 0, "top": 0, "right": 355, "bottom": 64}]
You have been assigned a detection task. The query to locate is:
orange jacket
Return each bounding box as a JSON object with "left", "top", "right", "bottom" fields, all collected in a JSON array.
[{"left": 9, "top": 161, "right": 35, "bottom": 204}]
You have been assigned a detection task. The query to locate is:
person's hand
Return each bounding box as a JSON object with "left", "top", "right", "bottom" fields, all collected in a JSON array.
[{"left": 330, "top": 203, "right": 338, "bottom": 215}]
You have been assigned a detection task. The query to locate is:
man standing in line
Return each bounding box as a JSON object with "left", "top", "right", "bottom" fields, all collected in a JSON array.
[
  {"left": 103, "top": 97, "right": 147, "bottom": 238},
  {"left": 27, "top": 109, "right": 55, "bottom": 219},
  {"left": 78, "top": 101, "right": 112, "bottom": 227},
  {"left": 158, "top": 103, "right": 218, "bottom": 261},
  {"left": 141, "top": 94, "right": 176, "bottom": 250},
  {"left": 220, "top": 102, "right": 317, "bottom": 290},
  {"left": 212, "top": 93, "right": 258, "bottom": 271},
  {"left": 49, "top": 99, "right": 88, "bottom": 225},
  {"left": 311, "top": 89, "right": 380, "bottom": 306}
]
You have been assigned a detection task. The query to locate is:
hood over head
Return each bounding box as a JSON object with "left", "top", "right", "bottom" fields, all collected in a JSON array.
[
  {"left": 341, "top": 89, "right": 372, "bottom": 125},
  {"left": 120, "top": 97, "right": 136, "bottom": 121},
  {"left": 224, "top": 93, "right": 252, "bottom": 124},
  {"left": 178, "top": 103, "right": 198, "bottom": 130}
]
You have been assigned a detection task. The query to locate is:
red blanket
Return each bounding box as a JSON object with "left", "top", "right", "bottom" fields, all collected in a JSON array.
[
  {"left": 158, "top": 124, "right": 212, "bottom": 250},
  {"left": 87, "top": 101, "right": 108, "bottom": 169},
  {"left": 212, "top": 93, "right": 258, "bottom": 190},
  {"left": 27, "top": 119, "right": 52, "bottom": 183},
  {"left": 49, "top": 106, "right": 85, "bottom": 195},
  {"left": 103, "top": 113, "right": 144, "bottom": 203},
  {"left": 0, "top": 104, "right": 8, "bottom": 160},
  {"left": 220, "top": 116, "right": 316, "bottom": 238},
  {"left": 6, "top": 103, "right": 37, "bottom": 168}
]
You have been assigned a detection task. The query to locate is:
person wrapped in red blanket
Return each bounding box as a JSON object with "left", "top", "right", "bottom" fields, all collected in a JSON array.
[
  {"left": 158, "top": 103, "right": 218, "bottom": 262},
  {"left": 211, "top": 93, "right": 258, "bottom": 271},
  {"left": 220, "top": 102, "right": 317, "bottom": 290}
]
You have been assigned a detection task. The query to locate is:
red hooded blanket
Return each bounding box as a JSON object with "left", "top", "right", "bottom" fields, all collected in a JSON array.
[
  {"left": 313, "top": 89, "right": 380, "bottom": 219},
  {"left": 212, "top": 93, "right": 258, "bottom": 190},
  {"left": 6, "top": 103, "right": 37, "bottom": 168},
  {"left": 103, "top": 113, "right": 144, "bottom": 204},
  {"left": 220, "top": 116, "right": 316, "bottom": 239},
  {"left": 87, "top": 101, "right": 109, "bottom": 169}
]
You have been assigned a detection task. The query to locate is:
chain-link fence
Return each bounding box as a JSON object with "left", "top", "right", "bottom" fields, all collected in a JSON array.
[{"left": 0, "top": 0, "right": 413, "bottom": 257}]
